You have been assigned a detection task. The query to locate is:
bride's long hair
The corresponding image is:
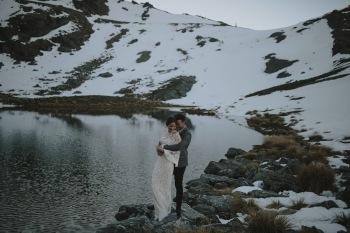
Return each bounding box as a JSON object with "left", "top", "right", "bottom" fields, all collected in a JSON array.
[{"left": 166, "top": 117, "right": 176, "bottom": 126}]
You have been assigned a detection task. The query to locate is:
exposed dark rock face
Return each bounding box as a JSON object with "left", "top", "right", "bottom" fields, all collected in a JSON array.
[
  {"left": 147, "top": 75, "right": 196, "bottom": 101},
  {"left": 246, "top": 65, "right": 349, "bottom": 97},
  {"left": 72, "top": 0, "right": 109, "bottom": 16},
  {"left": 0, "top": 1, "right": 94, "bottom": 62},
  {"left": 269, "top": 31, "right": 286, "bottom": 43},
  {"left": 264, "top": 53, "right": 298, "bottom": 74},
  {"left": 136, "top": 51, "right": 151, "bottom": 63},
  {"left": 325, "top": 6, "right": 350, "bottom": 55}
]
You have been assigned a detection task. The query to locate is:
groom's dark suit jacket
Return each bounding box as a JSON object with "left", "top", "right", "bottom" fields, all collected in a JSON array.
[{"left": 164, "top": 127, "right": 191, "bottom": 167}]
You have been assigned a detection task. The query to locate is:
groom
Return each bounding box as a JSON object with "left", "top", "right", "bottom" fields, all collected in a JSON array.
[{"left": 157, "top": 113, "right": 192, "bottom": 219}]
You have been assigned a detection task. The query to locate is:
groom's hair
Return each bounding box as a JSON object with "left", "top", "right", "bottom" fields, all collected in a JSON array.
[{"left": 175, "top": 114, "right": 186, "bottom": 122}]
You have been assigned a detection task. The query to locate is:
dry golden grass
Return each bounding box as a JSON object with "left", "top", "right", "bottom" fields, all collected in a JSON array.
[
  {"left": 245, "top": 162, "right": 259, "bottom": 171},
  {"left": 284, "top": 144, "right": 305, "bottom": 161},
  {"left": 335, "top": 212, "right": 350, "bottom": 229},
  {"left": 297, "top": 162, "right": 336, "bottom": 194},
  {"left": 308, "top": 133, "right": 324, "bottom": 141},
  {"left": 230, "top": 193, "right": 261, "bottom": 214},
  {"left": 290, "top": 198, "right": 307, "bottom": 210},
  {"left": 263, "top": 135, "right": 297, "bottom": 150},
  {"left": 212, "top": 187, "right": 234, "bottom": 196},
  {"left": 302, "top": 144, "right": 331, "bottom": 165},
  {"left": 246, "top": 210, "right": 292, "bottom": 233},
  {"left": 264, "top": 147, "right": 280, "bottom": 157},
  {"left": 245, "top": 199, "right": 261, "bottom": 214},
  {"left": 242, "top": 152, "right": 258, "bottom": 160},
  {"left": 266, "top": 199, "right": 285, "bottom": 209}
]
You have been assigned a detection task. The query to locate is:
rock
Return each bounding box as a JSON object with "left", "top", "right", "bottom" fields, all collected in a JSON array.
[
  {"left": 300, "top": 225, "right": 324, "bottom": 233},
  {"left": 204, "top": 159, "right": 246, "bottom": 179},
  {"left": 115, "top": 204, "right": 153, "bottom": 221},
  {"left": 194, "top": 195, "right": 233, "bottom": 213},
  {"left": 248, "top": 189, "right": 285, "bottom": 198},
  {"left": 72, "top": 0, "right": 109, "bottom": 16},
  {"left": 96, "top": 203, "right": 209, "bottom": 233},
  {"left": 309, "top": 200, "right": 339, "bottom": 209},
  {"left": 336, "top": 186, "right": 350, "bottom": 206},
  {"left": 98, "top": 72, "right": 113, "bottom": 78},
  {"left": 192, "top": 204, "right": 218, "bottom": 216},
  {"left": 225, "top": 148, "right": 246, "bottom": 159},
  {"left": 147, "top": 75, "right": 196, "bottom": 101},
  {"left": 187, "top": 183, "right": 213, "bottom": 195},
  {"left": 97, "top": 216, "right": 154, "bottom": 233},
  {"left": 247, "top": 168, "right": 300, "bottom": 192}
]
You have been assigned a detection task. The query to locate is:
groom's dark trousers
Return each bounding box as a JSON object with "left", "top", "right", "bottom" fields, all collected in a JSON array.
[{"left": 174, "top": 166, "right": 186, "bottom": 208}]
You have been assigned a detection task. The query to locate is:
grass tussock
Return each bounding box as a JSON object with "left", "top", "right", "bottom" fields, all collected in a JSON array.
[
  {"left": 284, "top": 144, "right": 305, "bottom": 160},
  {"left": 302, "top": 144, "right": 331, "bottom": 165},
  {"left": 265, "top": 147, "right": 280, "bottom": 157},
  {"left": 246, "top": 210, "right": 292, "bottom": 233},
  {"left": 335, "top": 212, "right": 350, "bottom": 229},
  {"left": 242, "top": 152, "right": 258, "bottom": 160},
  {"left": 263, "top": 135, "right": 298, "bottom": 150},
  {"left": 230, "top": 193, "right": 261, "bottom": 214},
  {"left": 266, "top": 199, "right": 285, "bottom": 209},
  {"left": 245, "top": 162, "right": 259, "bottom": 171},
  {"left": 290, "top": 198, "right": 307, "bottom": 210},
  {"left": 297, "top": 162, "right": 336, "bottom": 194},
  {"left": 261, "top": 134, "right": 308, "bottom": 161},
  {"left": 212, "top": 187, "right": 233, "bottom": 196},
  {"left": 308, "top": 133, "right": 324, "bottom": 141},
  {"left": 260, "top": 134, "right": 335, "bottom": 166}
]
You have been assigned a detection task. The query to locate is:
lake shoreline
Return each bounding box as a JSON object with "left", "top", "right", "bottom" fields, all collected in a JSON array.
[{"left": 0, "top": 93, "right": 218, "bottom": 117}]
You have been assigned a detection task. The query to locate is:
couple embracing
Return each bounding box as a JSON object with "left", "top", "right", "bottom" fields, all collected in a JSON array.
[{"left": 152, "top": 114, "right": 192, "bottom": 221}]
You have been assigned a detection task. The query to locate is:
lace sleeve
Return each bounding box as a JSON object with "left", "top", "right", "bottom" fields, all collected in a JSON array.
[{"left": 160, "top": 129, "right": 181, "bottom": 166}]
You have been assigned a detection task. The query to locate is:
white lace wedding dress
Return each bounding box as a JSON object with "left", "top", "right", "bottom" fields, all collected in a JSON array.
[{"left": 152, "top": 129, "right": 181, "bottom": 221}]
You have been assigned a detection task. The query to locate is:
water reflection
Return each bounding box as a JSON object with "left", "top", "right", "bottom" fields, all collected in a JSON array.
[{"left": 0, "top": 110, "right": 263, "bottom": 232}]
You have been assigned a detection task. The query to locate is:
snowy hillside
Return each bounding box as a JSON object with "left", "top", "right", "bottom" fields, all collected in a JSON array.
[{"left": 0, "top": 0, "right": 349, "bottom": 150}]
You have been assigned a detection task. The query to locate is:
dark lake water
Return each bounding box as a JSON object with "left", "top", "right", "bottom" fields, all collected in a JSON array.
[{"left": 0, "top": 109, "right": 263, "bottom": 232}]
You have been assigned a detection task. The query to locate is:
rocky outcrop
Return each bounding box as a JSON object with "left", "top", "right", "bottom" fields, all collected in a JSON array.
[
  {"left": 147, "top": 75, "right": 196, "bottom": 101},
  {"left": 325, "top": 6, "right": 350, "bottom": 55},
  {"left": 0, "top": 1, "right": 94, "bottom": 62}
]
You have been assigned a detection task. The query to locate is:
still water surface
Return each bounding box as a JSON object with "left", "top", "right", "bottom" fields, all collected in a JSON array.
[{"left": 0, "top": 110, "right": 263, "bottom": 232}]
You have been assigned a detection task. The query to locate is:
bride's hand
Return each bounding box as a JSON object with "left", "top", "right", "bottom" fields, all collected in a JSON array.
[{"left": 156, "top": 145, "right": 164, "bottom": 156}]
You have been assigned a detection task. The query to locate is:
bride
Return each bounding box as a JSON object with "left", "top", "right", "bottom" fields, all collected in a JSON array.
[{"left": 152, "top": 117, "right": 181, "bottom": 221}]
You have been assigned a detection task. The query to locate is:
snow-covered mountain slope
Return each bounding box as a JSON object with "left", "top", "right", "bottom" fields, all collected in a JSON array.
[{"left": 0, "top": 0, "right": 349, "bottom": 150}]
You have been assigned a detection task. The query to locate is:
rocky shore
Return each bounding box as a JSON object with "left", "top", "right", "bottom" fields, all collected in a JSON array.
[{"left": 97, "top": 114, "right": 350, "bottom": 233}]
